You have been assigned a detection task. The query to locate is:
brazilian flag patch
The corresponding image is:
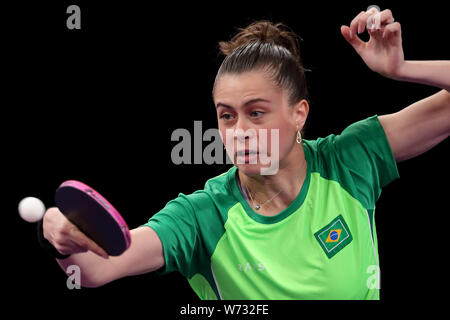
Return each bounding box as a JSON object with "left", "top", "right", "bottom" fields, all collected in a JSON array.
[{"left": 315, "top": 214, "right": 353, "bottom": 259}]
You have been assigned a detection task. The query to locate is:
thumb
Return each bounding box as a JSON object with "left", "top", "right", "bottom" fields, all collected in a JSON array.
[{"left": 340, "top": 25, "right": 364, "bottom": 53}]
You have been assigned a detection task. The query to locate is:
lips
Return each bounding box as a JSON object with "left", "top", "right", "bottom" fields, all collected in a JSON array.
[{"left": 236, "top": 150, "right": 258, "bottom": 156}]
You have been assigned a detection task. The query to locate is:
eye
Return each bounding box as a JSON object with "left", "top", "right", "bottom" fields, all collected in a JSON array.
[
  {"left": 219, "top": 113, "right": 234, "bottom": 121},
  {"left": 250, "top": 111, "right": 264, "bottom": 118}
]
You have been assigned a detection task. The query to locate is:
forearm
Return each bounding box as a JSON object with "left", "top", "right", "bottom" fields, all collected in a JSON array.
[
  {"left": 57, "top": 252, "right": 110, "bottom": 288},
  {"left": 380, "top": 89, "right": 450, "bottom": 162},
  {"left": 396, "top": 60, "right": 450, "bottom": 91},
  {"left": 57, "top": 227, "right": 165, "bottom": 288}
]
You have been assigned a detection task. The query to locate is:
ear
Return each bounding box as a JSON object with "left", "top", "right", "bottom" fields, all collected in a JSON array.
[{"left": 293, "top": 99, "right": 309, "bottom": 129}]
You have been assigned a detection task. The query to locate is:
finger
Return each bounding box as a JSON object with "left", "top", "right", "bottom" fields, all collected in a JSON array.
[
  {"left": 357, "top": 10, "right": 375, "bottom": 34},
  {"left": 67, "top": 239, "right": 89, "bottom": 253},
  {"left": 367, "top": 15, "right": 386, "bottom": 40},
  {"left": 68, "top": 227, "right": 109, "bottom": 258},
  {"left": 368, "top": 9, "right": 395, "bottom": 32},
  {"left": 340, "top": 25, "right": 365, "bottom": 53},
  {"left": 379, "top": 9, "right": 395, "bottom": 26},
  {"left": 349, "top": 11, "right": 365, "bottom": 39},
  {"left": 54, "top": 244, "right": 78, "bottom": 256},
  {"left": 58, "top": 243, "right": 87, "bottom": 255},
  {"left": 366, "top": 11, "right": 381, "bottom": 32},
  {"left": 382, "top": 22, "right": 402, "bottom": 40}
]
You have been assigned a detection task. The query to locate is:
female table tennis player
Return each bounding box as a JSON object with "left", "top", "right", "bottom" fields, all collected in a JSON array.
[{"left": 42, "top": 7, "right": 449, "bottom": 299}]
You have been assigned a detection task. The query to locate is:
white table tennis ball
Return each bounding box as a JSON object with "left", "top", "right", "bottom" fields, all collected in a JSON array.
[{"left": 18, "top": 197, "right": 46, "bottom": 223}]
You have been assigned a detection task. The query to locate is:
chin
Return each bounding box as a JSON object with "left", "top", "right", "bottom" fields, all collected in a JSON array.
[
  {"left": 235, "top": 163, "right": 277, "bottom": 176},
  {"left": 234, "top": 163, "right": 260, "bottom": 175}
]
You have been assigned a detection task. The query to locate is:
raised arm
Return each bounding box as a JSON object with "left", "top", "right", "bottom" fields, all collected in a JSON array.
[
  {"left": 378, "top": 90, "right": 450, "bottom": 162},
  {"left": 340, "top": 7, "right": 450, "bottom": 162},
  {"left": 44, "top": 207, "right": 165, "bottom": 287}
]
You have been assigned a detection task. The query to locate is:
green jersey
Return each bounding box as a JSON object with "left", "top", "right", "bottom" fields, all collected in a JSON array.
[{"left": 142, "top": 115, "right": 399, "bottom": 300}]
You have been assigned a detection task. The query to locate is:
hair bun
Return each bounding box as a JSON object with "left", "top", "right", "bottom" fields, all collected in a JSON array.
[{"left": 219, "top": 20, "right": 302, "bottom": 63}]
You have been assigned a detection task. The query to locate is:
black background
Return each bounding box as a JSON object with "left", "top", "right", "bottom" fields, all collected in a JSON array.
[{"left": 3, "top": 0, "right": 449, "bottom": 317}]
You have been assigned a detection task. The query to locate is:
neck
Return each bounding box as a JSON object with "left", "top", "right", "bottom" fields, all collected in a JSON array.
[{"left": 238, "top": 143, "right": 308, "bottom": 211}]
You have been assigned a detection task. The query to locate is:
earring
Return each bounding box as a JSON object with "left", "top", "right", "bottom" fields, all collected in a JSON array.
[
  {"left": 296, "top": 130, "right": 302, "bottom": 144},
  {"left": 296, "top": 124, "right": 302, "bottom": 144}
]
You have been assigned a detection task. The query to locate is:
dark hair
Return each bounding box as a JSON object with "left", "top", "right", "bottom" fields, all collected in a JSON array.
[{"left": 214, "top": 20, "right": 310, "bottom": 106}]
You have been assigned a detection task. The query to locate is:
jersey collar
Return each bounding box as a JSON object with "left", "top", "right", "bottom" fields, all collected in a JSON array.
[{"left": 229, "top": 143, "right": 311, "bottom": 224}]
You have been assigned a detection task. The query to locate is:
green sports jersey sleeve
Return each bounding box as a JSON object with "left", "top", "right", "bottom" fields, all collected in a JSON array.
[
  {"left": 335, "top": 115, "right": 399, "bottom": 209},
  {"left": 312, "top": 115, "right": 399, "bottom": 210},
  {"left": 143, "top": 193, "right": 198, "bottom": 277},
  {"left": 141, "top": 184, "right": 235, "bottom": 299},
  {"left": 142, "top": 190, "right": 225, "bottom": 278}
]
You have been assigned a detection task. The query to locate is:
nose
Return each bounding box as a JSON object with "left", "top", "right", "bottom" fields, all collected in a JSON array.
[{"left": 234, "top": 118, "right": 253, "bottom": 142}]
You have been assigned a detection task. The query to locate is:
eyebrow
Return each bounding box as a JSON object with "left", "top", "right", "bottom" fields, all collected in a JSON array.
[{"left": 215, "top": 98, "right": 271, "bottom": 109}]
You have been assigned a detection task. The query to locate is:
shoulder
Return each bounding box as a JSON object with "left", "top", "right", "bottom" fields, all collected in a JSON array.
[
  {"left": 203, "top": 166, "right": 236, "bottom": 195},
  {"left": 303, "top": 115, "right": 388, "bottom": 166},
  {"left": 301, "top": 115, "right": 384, "bottom": 186},
  {"left": 303, "top": 115, "right": 399, "bottom": 209},
  {"left": 302, "top": 133, "right": 338, "bottom": 179},
  {"left": 174, "top": 166, "right": 238, "bottom": 214}
]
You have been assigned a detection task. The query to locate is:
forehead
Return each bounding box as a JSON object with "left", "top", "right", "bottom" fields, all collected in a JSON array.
[{"left": 213, "top": 70, "right": 284, "bottom": 103}]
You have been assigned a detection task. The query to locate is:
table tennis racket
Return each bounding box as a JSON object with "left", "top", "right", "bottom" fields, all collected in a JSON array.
[{"left": 54, "top": 180, "right": 131, "bottom": 256}]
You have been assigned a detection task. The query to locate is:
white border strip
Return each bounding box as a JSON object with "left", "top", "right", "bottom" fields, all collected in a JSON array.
[
  {"left": 366, "top": 210, "right": 379, "bottom": 267},
  {"left": 210, "top": 264, "right": 223, "bottom": 300},
  {"left": 366, "top": 209, "right": 380, "bottom": 298}
]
